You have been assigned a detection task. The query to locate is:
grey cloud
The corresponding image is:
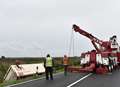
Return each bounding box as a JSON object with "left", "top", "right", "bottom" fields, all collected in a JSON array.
[{"left": 0, "top": 0, "right": 120, "bottom": 57}]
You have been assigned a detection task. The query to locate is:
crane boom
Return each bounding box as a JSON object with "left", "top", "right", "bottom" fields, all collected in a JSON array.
[{"left": 72, "top": 24, "right": 103, "bottom": 51}]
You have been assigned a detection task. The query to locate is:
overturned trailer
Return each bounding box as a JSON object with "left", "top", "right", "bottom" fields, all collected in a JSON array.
[
  {"left": 67, "top": 24, "right": 120, "bottom": 74},
  {"left": 4, "top": 63, "right": 45, "bottom": 81}
]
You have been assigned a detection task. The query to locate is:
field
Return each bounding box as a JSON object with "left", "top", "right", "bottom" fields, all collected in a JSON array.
[{"left": 0, "top": 57, "right": 80, "bottom": 83}]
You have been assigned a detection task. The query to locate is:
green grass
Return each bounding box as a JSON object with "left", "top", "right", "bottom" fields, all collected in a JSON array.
[
  {"left": 0, "top": 80, "right": 22, "bottom": 87},
  {"left": 0, "top": 76, "right": 41, "bottom": 87}
]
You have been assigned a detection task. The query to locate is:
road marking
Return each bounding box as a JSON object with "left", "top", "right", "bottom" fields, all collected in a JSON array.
[
  {"left": 67, "top": 73, "right": 92, "bottom": 87},
  {"left": 6, "top": 72, "right": 63, "bottom": 87}
]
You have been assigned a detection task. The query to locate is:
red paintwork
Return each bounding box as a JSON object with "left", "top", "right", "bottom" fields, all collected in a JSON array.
[
  {"left": 67, "top": 63, "right": 95, "bottom": 73},
  {"left": 67, "top": 24, "right": 120, "bottom": 74}
]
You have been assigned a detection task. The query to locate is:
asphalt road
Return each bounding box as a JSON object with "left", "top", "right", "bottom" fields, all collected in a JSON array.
[
  {"left": 8, "top": 69, "right": 120, "bottom": 87},
  {"left": 74, "top": 69, "right": 120, "bottom": 87}
]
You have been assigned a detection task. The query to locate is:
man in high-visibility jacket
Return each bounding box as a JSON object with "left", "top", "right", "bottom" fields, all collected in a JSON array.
[
  {"left": 44, "top": 54, "right": 54, "bottom": 80},
  {"left": 63, "top": 55, "right": 69, "bottom": 76}
]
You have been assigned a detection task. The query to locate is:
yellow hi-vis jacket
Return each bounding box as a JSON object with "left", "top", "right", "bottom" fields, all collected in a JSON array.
[{"left": 46, "top": 57, "right": 53, "bottom": 67}]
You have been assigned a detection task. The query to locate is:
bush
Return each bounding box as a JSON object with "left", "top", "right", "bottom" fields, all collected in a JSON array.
[{"left": 1, "top": 56, "right": 5, "bottom": 59}]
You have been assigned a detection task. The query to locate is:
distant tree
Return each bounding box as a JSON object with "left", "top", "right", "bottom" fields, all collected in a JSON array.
[{"left": 1, "top": 56, "right": 5, "bottom": 59}]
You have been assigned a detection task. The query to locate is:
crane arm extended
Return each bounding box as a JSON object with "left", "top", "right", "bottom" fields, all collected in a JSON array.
[{"left": 72, "top": 24, "right": 103, "bottom": 51}]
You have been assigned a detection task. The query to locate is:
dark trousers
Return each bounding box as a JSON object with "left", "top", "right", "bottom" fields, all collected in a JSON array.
[
  {"left": 45, "top": 67, "right": 53, "bottom": 80},
  {"left": 64, "top": 65, "right": 68, "bottom": 76}
]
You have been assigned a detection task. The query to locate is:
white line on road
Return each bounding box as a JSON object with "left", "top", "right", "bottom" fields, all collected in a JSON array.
[
  {"left": 6, "top": 72, "right": 63, "bottom": 87},
  {"left": 67, "top": 73, "right": 92, "bottom": 87}
]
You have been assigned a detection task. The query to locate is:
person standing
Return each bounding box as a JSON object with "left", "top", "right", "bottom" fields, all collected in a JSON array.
[
  {"left": 63, "top": 55, "right": 69, "bottom": 76},
  {"left": 44, "top": 54, "right": 54, "bottom": 80},
  {"left": 36, "top": 66, "right": 39, "bottom": 76}
]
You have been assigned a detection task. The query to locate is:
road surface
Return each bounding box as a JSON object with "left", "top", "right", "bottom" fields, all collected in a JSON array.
[{"left": 8, "top": 69, "right": 120, "bottom": 87}]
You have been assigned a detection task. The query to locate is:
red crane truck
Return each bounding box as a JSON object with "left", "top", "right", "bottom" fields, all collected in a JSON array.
[{"left": 67, "top": 24, "right": 120, "bottom": 74}]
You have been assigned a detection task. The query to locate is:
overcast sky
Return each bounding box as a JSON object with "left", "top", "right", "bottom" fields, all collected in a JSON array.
[{"left": 0, "top": 0, "right": 120, "bottom": 57}]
